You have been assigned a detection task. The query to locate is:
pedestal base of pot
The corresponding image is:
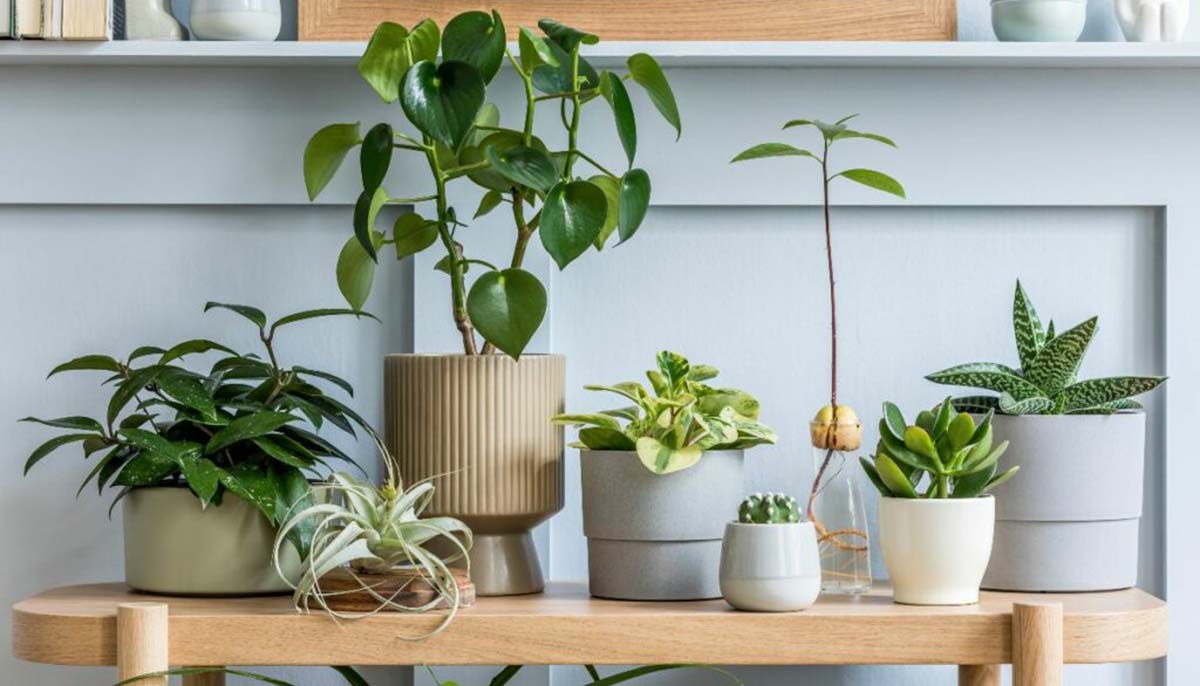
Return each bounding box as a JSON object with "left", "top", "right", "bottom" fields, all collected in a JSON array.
[
  {"left": 587, "top": 538, "right": 722, "bottom": 600},
  {"left": 982, "top": 518, "right": 1139, "bottom": 591},
  {"left": 468, "top": 532, "right": 545, "bottom": 596}
]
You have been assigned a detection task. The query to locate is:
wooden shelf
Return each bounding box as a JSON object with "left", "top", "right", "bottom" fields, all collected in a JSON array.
[
  {"left": 13, "top": 581, "right": 1167, "bottom": 667},
  {"left": 4, "top": 40, "right": 1200, "bottom": 67}
]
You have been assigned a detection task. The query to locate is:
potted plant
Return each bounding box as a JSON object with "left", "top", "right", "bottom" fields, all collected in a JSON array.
[
  {"left": 731, "top": 115, "right": 905, "bottom": 593},
  {"left": 21, "top": 303, "right": 375, "bottom": 596},
  {"left": 861, "top": 400, "right": 1018, "bottom": 605},
  {"left": 718, "top": 493, "right": 821, "bottom": 612},
  {"left": 926, "top": 280, "right": 1166, "bottom": 591},
  {"left": 303, "top": 12, "right": 681, "bottom": 595},
  {"left": 554, "top": 351, "right": 776, "bottom": 600}
]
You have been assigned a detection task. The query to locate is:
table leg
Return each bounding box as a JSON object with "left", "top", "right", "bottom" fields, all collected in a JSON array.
[
  {"left": 958, "top": 664, "right": 1000, "bottom": 686},
  {"left": 1013, "top": 602, "right": 1063, "bottom": 686},
  {"left": 183, "top": 671, "right": 227, "bottom": 686},
  {"left": 117, "top": 603, "right": 168, "bottom": 686}
]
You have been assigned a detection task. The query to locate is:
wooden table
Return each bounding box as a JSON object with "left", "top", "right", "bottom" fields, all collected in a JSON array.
[{"left": 12, "top": 582, "right": 1167, "bottom": 686}]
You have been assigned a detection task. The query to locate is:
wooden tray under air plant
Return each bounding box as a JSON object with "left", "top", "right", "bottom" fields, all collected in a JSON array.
[{"left": 317, "top": 567, "right": 475, "bottom": 612}]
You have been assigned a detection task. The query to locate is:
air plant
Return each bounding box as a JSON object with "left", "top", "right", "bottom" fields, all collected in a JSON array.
[{"left": 272, "top": 436, "right": 472, "bottom": 637}]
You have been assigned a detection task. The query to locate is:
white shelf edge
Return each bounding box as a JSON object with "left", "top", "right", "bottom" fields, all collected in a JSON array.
[{"left": 5, "top": 40, "right": 1200, "bottom": 67}]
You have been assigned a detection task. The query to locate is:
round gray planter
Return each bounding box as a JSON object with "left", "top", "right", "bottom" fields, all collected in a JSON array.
[
  {"left": 982, "top": 412, "right": 1145, "bottom": 591},
  {"left": 580, "top": 449, "right": 744, "bottom": 600}
]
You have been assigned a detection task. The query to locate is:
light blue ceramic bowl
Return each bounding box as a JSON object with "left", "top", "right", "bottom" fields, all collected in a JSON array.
[{"left": 991, "top": 0, "right": 1087, "bottom": 41}]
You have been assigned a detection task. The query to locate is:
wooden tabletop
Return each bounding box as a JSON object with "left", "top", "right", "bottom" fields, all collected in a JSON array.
[{"left": 12, "top": 582, "right": 1167, "bottom": 667}]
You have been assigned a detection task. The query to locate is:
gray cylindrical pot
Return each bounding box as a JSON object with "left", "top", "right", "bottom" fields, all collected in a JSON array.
[
  {"left": 983, "top": 412, "right": 1145, "bottom": 591},
  {"left": 580, "top": 450, "right": 744, "bottom": 600},
  {"left": 123, "top": 486, "right": 302, "bottom": 596}
]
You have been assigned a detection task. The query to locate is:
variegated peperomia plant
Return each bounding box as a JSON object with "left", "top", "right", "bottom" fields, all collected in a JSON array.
[
  {"left": 553, "top": 351, "right": 776, "bottom": 474},
  {"left": 927, "top": 281, "right": 1166, "bottom": 415}
]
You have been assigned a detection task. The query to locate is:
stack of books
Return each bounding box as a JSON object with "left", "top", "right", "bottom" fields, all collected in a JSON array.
[{"left": 2, "top": 0, "right": 112, "bottom": 39}]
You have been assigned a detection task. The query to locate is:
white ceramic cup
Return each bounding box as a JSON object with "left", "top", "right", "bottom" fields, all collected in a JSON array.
[
  {"left": 719, "top": 521, "right": 822, "bottom": 612},
  {"left": 879, "top": 496, "right": 995, "bottom": 606}
]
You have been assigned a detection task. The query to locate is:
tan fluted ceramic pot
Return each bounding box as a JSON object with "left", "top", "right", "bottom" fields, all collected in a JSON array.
[{"left": 384, "top": 354, "right": 565, "bottom": 596}]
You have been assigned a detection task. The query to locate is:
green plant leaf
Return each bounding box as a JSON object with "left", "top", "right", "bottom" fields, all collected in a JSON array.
[
  {"left": 157, "top": 369, "right": 217, "bottom": 420},
  {"left": 931, "top": 398, "right": 953, "bottom": 439},
  {"left": 881, "top": 402, "right": 907, "bottom": 442},
  {"left": 518, "top": 26, "right": 558, "bottom": 72},
  {"left": 204, "top": 301, "right": 267, "bottom": 329},
  {"left": 47, "top": 354, "right": 123, "bottom": 378},
  {"left": 836, "top": 168, "right": 906, "bottom": 198},
  {"left": 627, "top": 53, "right": 680, "bottom": 139},
  {"left": 474, "top": 190, "right": 505, "bottom": 219},
  {"left": 205, "top": 411, "right": 298, "bottom": 455},
  {"left": 859, "top": 456, "right": 890, "bottom": 496},
  {"left": 158, "top": 339, "right": 235, "bottom": 366},
  {"left": 617, "top": 169, "right": 650, "bottom": 244},
  {"left": 730, "top": 143, "right": 816, "bottom": 163},
  {"left": 951, "top": 395, "right": 1001, "bottom": 413},
  {"left": 23, "top": 433, "right": 94, "bottom": 474},
  {"left": 541, "top": 180, "right": 608, "bottom": 269},
  {"left": 636, "top": 436, "right": 701, "bottom": 475},
  {"left": 128, "top": 346, "right": 165, "bottom": 363},
  {"left": 393, "top": 213, "right": 439, "bottom": 259},
  {"left": 926, "top": 362, "right": 1043, "bottom": 398},
  {"left": 336, "top": 230, "right": 384, "bottom": 310},
  {"left": 442, "top": 10, "right": 506, "bottom": 84},
  {"left": 485, "top": 145, "right": 558, "bottom": 193},
  {"left": 1062, "top": 376, "right": 1165, "bottom": 411},
  {"left": 578, "top": 426, "right": 637, "bottom": 450},
  {"left": 982, "top": 465, "right": 1020, "bottom": 493},
  {"left": 20, "top": 415, "right": 103, "bottom": 432},
  {"left": 903, "top": 426, "right": 938, "bottom": 464},
  {"left": 532, "top": 40, "right": 599, "bottom": 94},
  {"left": 552, "top": 413, "right": 622, "bottom": 430},
  {"left": 539, "top": 18, "right": 598, "bottom": 52},
  {"left": 461, "top": 130, "right": 549, "bottom": 192},
  {"left": 833, "top": 130, "right": 897, "bottom": 147},
  {"left": 178, "top": 452, "right": 221, "bottom": 502},
  {"left": 303, "top": 123, "right": 361, "bottom": 201},
  {"left": 998, "top": 392, "right": 1054, "bottom": 415},
  {"left": 359, "top": 122, "right": 393, "bottom": 195},
  {"left": 588, "top": 175, "right": 620, "bottom": 249},
  {"left": 1012, "top": 280, "right": 1046, "bottom": 371},
  {"left": 951, "top": 461, "right": 995, "bottom": 498},
  {"left": 782, "top": 118, "right": 815, "bottom": 131},
  {"left": 272, "top": 308, "right": 378, "bottom": 330},
  {"left": 599, "top": 71, "right": 637, "bottom": 167},
  {"left": 352, "top": 186, "right": 389, "bottom": 261},
  {"left": 875, "top": 453, "right": 918, "bottom": 498},
  {"left": 107, "top": 366, "right": 164, "bottom": 426},
  {"left": 357, "top": 20, "right": 440, "bottom": 103},
  {"left": 401, "top": 60, "right": 486, "bottom": 150},
  {"left": 114, "top": 453, "right": 177, "bottom": 487},
  {"left": 947, "top": 412, "right": 975, "bottom": 451},
  {"left": 466, "top": 268, "right": 547, "bottom": 359},
  {"left": 1024, "top": 316, "right": 1097, "bottom": 395},
  {"left": 1066, "top": 398, "right": 1144, "bottom": 415},
  {"left": 219, "top": 462, "right": 277, "bottom": 522}
]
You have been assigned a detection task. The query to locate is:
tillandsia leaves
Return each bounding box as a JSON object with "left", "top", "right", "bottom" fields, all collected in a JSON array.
[
  {"left": 21, "top": 303, "right": 379, "bottom": 559},
  {"left": 303, "top": 13, "right": 680, "bottom": 359},
  {"left": 553, "top": 351, "right": 776, "bottom": 475},
  {"left": 926, "top": 281, "right": 1166, "bottom": 415},
  {"left": 860, "top": 399, "right": 1019, "bottom": 499}
]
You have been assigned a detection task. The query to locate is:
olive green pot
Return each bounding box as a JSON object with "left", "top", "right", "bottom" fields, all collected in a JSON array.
[{"left": 123, "top": 486, "right": 302, "bottom": 596}]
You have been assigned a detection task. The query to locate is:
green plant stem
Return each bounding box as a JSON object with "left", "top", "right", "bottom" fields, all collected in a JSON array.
[
  {"left": 533, "top": 88, "right": 598, "bottom": 102},
  {"left": 564, "top": 47, "right": 582, "bottom": 177},
  {"left": 443, "top": 160, "right": 492, "bottom": 180},
  {"left": 426, "top": 143, "right": 477, "bottom": 355},
  {"left": 821, "top": 139, "right": 837, "bottom": 408},
  {"left": 574, "top": 150, "right": 619, "bottom": 178},
  {"left": 386, "top": 194, "right": 439, "bottom": 204}
]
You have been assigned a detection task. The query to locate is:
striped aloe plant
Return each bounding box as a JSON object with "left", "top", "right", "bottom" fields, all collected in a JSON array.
[{"left": 926, "top": 281, "right": 1166, "bottom": 415}]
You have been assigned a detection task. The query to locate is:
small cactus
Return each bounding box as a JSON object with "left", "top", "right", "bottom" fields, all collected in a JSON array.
[{"left": 738, "top": 492, "right": 802, "bottom": 524}]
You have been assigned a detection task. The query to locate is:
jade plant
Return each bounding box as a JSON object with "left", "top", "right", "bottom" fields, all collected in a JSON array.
[
  {"left": 927, "top": 281, "right": 1166, "bottom": 415},
  {"left": 553, "top": 351, "right": 776, "bottom": 474},
  {"left": 738, "top": 492, "right": 802, "bottom": 524},
  {"left": 304, "top": 12, "right": 681, "bottom": 358},
  {"left": 860, "top": 399, "right": 1019, "bottom": 499},
  {"left": 21, "top": 302, "right": 375, "bottom": 556},
  {"left": 730, "top": 116, "right": 904, "bottom": 518}
]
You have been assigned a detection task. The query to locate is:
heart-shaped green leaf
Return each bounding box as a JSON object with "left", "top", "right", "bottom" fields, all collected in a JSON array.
[
  {"left": 540, "top": 180, "right": 608, "bottom": 269},
  {"left": 627, "top": 53, "right": 680, "bottom": 140},
  {"left": 474, "top": 189, "right": 505, "bottom": 219},
  {"left": 589, "top": 175, "right": 620, "bottom": 249},
  {"left": 618, "top": 169, "right": 651, "bottom": 243},
  {"left": 484, "top": 144, "right": 558, "bottom": 193},
  {"left": 466, "top": 268, "right": 547, "bottom": 359},
  {"left": 599, "top": 72, "right": 637, "bottom": 167},
  {"left": 303, "top": 123, "right": 361, "bottom": 200},
  {"left": 336, "top": 230, "right": 384, "bottom": 309},
  {"left": 579, "top": 427, "right": 636, "bottom": 450},
  {"left": 357, "top": 20, "right": 440, "bottom": 103},
  {"left": 401, "top": 60, "right": 486, "bottom": 150},
  {"left": 518, "top": 26, "right": 558, "bottom": 72},
  {"left": 532, "top": 40, "right": 599, "bottom": 94},
  {"left": 538, "top": 18, "right": 598, "bottom": 52},
  {"left": 460, "top": 130, "right": 546, "bottom": 191},
  {"left": 837, "top": 168, "right": 906, "bottom": 198},
  {"left": 636, "top": 436, "right": 701, "bottom": 475},
  {"left": 352, "top": 187, "right": 388, "bottom": 260},
  {"left": 442, "top": 10, "right": 506, "bottom": 84},
  {"left": 393, "top": 213, "right": 439, "bottom": 258},
  {"left": 360, "top": 122, "right": 392, "bottom": 194}
]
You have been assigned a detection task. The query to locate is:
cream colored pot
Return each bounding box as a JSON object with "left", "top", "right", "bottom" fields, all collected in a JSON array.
[
  {"left": 384, "top": 354, "right": 565, "bottom": 596},
  {"left": 879, "top": 496, "right": 995, "bottom": 606},
  {"left": 123, "top": 486, "right": 301, "bottom": 596}
]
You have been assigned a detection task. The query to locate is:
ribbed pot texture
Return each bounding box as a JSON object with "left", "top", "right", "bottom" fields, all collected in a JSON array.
[{"left": 384, "top": 354, "right": 565, "bottom": 595}]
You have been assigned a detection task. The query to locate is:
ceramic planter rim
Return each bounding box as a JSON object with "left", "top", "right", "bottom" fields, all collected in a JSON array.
[
  {"left": 986, "top": 410, "right": 1145, "bottom": 419},
  {"left": 880, "top": 495, "right": 994, "bottom": 504},
  {"left": 725, "top": 521, "right": 812, "bottom": 528},
  {"left": 990, "top": 0, "right": 1085, "bottom": 4},
  {"left": 383, "top": 352, "right": 565, "bottom": 359}
]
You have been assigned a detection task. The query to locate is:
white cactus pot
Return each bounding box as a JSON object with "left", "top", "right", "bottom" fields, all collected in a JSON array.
[
  {"left": 879, "top": 497, "right": 995, "bottom": 606},
  {"left": 719, "top": 522, "right": 821, "bottom": 612}
]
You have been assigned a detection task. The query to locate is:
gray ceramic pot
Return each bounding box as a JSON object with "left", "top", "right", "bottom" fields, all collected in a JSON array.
[
  {"left": 123, "top": 486, "right": 303, "bottom": 596},
  {"left": 580, "top": 450, "right": 744, "bottom": 600},
  {"left": 982, "top": 413, "right": 1145, "bottom": 591}
]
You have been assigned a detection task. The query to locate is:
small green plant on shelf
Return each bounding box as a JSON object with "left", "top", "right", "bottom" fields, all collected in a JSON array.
[
  {"left": 272, "top": 438, "right": 471, "bottom": 636},
  {"left": 21, "top": 302, "right": 376, "bottom": 557},
  {"left": 926, "top": 280, "right": 1166, "bottom": 415},
  {"left": 305, "top": 11, "right": 681, "bottom": 358},
  {"left": 860, "top": 399, "right": 1019, "bottom": 499},
  {"left": 553, "top": 351, "right": 776, "bottom": 474},
  {"left": 738, "top": 492, "right": 803, "bottom": 523}
]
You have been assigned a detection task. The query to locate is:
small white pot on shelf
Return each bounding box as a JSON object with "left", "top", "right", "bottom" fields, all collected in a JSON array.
[
  {"left": 878, "top": 496, "right": 995, "bottom": 606},
  {"left": 718, "top": 521, "right": 822, "bottom": 612},
  {"left": 991, "top": 0, "right": 1087, "bottom": 41}
]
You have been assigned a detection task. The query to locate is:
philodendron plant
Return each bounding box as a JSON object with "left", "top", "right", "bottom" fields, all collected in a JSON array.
[
  {"left": 861, "top": 400, "right": 1019, "bottom": 499},
  {"left": 21, "top": 303, "right": 375, "bottom": 557},
  {"left": 305, "top": 12, "right": 681, "bottom": 358},
  {"left": 927, "top": 281, "right": 1166, "bottom": 415},
  {"left": 553, "top": 351, "right": 776, "bottom": 474},
  {"left": 738, "top": 492, "right": 803, "bottom": 524}
]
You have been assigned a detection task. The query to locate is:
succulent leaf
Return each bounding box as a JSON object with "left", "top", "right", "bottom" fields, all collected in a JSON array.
[
  {"left": 860, "top": 456, "right": 890, "bottom": 496},
  {"left": 983, "top": 465, "right": 1020, "bottom": 493},
  {"left": 1061, "top": 376, "right": 1165, "bottom": 411},
  {"left": 951, "top": 395, "right": 1001, "bottom": 413},
  {"left": 926, "top": 362, "right": 1043, "bottom": 399},
  {"left": 875, "top": 454, "right": 918, "bottom": 498},
  {"left": 998, "top": 392, "right": 1054, "bottom": 415},
  {"left": 1023, "top": 316, "right": 1097, "bottom": 395},
  {"left": 1012, "top": 280, "right": 1046, "bottom": 371},
  {"left": 947, "top": 412, "right": 975, "bottom": 451},
  {"left": 882, "top": 402, "right": 907, "bottom": 442},
  {"left": 738, "top": 492, "right": 802, "bottom": 524}
]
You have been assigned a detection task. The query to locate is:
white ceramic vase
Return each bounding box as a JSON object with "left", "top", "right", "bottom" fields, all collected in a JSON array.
[
  {"left": 991, "top": 0, "right": 1087, "bottom": 41},
  {"left": 719, "top": 522, "right": 822, "bottom": 612},
  {"left": 878, "top": 497, "right": 995, "bottom": 606},
  {"left": 1116, "top": 0, "right": 1190, "bottom": 41}
]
